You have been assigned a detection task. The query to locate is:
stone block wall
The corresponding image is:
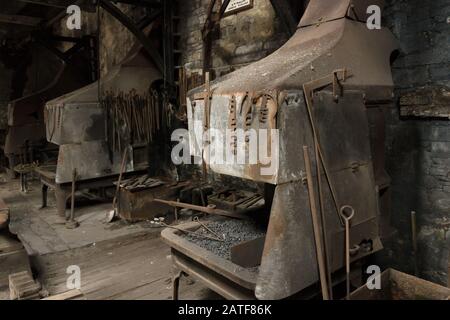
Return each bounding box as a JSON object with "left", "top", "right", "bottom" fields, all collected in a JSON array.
[
  {"left": 178, "top": 0, "right": 289, "bottom": 79},
  {"left": 383, "top": 0, "right": 450, "bottom": 285}
]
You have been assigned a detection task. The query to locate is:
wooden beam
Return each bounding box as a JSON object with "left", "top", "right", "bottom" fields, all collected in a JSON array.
[
  {"left": 219, "top": 0, "right": 232, "bottom": 18},
  {"left": 0, "top": 13, "right": 41, "bottom": 27},
  {"left": 42, "top": 0, "right": 93, "bottom": 28},
  {"left": 111, "top": 0, "right": 162, "bottom": 7},
  {"left": 42, "top": 289, "right": 83, "bottom": 300},
  {"left": 16, "top": 0, "right": 68, "bottom": 8}
]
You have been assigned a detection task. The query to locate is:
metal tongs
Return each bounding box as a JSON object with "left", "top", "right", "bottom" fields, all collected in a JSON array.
[{"left": 153, "top": 217, "right": 224, "bottom": 242}]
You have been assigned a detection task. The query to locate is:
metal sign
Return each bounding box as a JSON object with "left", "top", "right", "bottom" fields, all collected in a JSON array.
[{"left": 224, "top": 0, "right": 254, "bottom": 16}]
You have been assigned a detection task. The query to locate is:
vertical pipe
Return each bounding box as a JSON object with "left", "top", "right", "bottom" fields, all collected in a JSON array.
[{"left": 411, "top": 211, "right": 418, "bottom": 276}]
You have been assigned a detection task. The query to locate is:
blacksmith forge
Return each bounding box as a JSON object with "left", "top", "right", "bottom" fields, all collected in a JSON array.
[
  {"left": 163, "top": 0, "right": 399, "bottom": 300},
  {"left": 3, "top": 44, "right": 93, "bottom": 178},
  {"left": 41, "top": 41, "right": 163, "bottom": 218}
]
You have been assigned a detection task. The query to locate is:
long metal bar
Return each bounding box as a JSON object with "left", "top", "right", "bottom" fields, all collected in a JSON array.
[
  {"left": 340, "top": 205, "right": 355, "bottom": 300},
  {"left": 411, "top": 211, "right": 418, "bottom": 276},
  {"left": 315, "top": 143, "right": 333, "bottom": 299},
  {"left": 154, "top": 199, "right": 247, "bottom": 219},
  {"left": 303, "top": 145, "right": 330, "bottom": 300}
]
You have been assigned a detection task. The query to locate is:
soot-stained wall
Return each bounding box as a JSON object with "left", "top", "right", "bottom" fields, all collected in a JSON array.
[{"left": 383, "top": 0, "right": 450, "bottom": 285}]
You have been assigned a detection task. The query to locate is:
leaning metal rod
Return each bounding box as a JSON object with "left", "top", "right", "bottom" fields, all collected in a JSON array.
[
  {"left": 303, "top": 146, "right": 330, "bottom": 300},
  {"left": 411, "top": 211, "right": 418, "bottom": 276},
  {"left": 159, "top": 222, "right": 224, "bottom": 242},
  {"left": 302, "top": 71, "right": 350, "bottom": 226},
  {"left": 193, "top": 216, "right": 224, "bottom": 240},
  {"left": 315, "top": 143, "right": 333, "bottom": 299},
  {"left": 340, "top": 205, "right": 355, "bottom": 300},
  {"left": 112, "top": 148, "right": 128, "bottom": 212}
]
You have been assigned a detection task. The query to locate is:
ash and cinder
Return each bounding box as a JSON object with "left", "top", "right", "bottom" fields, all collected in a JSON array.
[{"left": 182, "top": 219, "right": 266, "bottom": 261}]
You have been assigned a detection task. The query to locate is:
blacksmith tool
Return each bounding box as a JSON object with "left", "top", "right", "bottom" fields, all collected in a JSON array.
[
  {"left": 340, "top": 205, "right": 355, "bottom": 300},
  {"left": 303, "top": 146, "right": 330, "bottom": 300}
]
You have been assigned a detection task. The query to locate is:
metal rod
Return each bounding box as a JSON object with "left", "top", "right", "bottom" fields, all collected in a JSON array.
[
  {"left": 160, "top": 222, "right": 223, "bottom": 242},
  {"left": 303, "top": 145, "right": 330, "bottom": 300},
  {"left": 112, "top": 148, "right": 128, "bottom": 212},
  {"left": 340, "top": 205, "right": 355, "bottom": 300},
  {"left": 315, "top": 143, "right": 333, "bottom": 299},
  {"left": 411, "top": 211, "right": 418, "bottom": 276},
  {"left": 154, "top": 198, "right": 247, "bottom": 219}
]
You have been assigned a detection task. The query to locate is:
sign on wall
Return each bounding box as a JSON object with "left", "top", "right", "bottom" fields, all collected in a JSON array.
[{"left": 224, "top": 0, "right": 254, "bottom": 16}]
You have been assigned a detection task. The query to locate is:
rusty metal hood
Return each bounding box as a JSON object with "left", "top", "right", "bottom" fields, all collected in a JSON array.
[
  {"left": 45, "top": 44, "right": 161, "bottom": 146},
  {"left": 189, "top": 2, "right": 397, "bottom": 102}
]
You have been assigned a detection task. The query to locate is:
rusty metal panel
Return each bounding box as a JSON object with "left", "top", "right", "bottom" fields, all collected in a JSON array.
[
  {"left": 46, "top": 103, "right": 105, "bottom": 145},
  {"left": 231, "top": 236, "right": 265, "bottom": 268},
  {"left": 256, "top": 181, "right": 318, "bottom": 300},
  {"left": 45, "top": 46, "right": 162, "bottom": 183},
  {"left": 118, "top": 178, "right": 190, "bottom": 221},
  {"left": 55, "top": 141, "right": 131, "bottom": 184},
  {"left": 312, "top": 91, "right": 371, "bottom": 172},
  {"left": 256, "top": 91, "right": 381, "bottom": 299}
]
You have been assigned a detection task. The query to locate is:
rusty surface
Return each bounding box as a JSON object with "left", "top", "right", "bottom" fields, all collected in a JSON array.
[
  {"left": 350, "top": 269, "right": 450, "bottom": 300},
  {"left": 45, "top": 41, "right": 162, "bottom": 184},
  {"left": 118, "top": 179, "right": 190, "bottom": 222},
  {"left": 189, "top": 13, "right": 397, "bottom": 101},
  {"left": 161, "top": 222, "right": 259, "bottom": 290},
  {"left": 231, "top": 236, "right": 265, "bottom": 269}
]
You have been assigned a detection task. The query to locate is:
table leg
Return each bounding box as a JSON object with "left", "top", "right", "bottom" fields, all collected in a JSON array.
[
  {"left": 55, "top": 185, "right": 69, "bottom": 219},
  {"left": 41, "top": 184, "right": 48, "bottom": 208}
]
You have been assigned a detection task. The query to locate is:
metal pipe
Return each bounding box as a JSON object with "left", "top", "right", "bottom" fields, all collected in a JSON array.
[
  {"left": 65, "top": 168, "right": 79, "bottom": 229},
  {"left": 411, "top": 211, "right": 418, "bottom": 276},
  {"left": 303, "top": 145, "right": 330, "bottom": 300}
]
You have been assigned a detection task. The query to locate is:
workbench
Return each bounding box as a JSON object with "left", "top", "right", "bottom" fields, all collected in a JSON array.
[{"left": 34, "top": 165, "right": 145, "bottom": 219}]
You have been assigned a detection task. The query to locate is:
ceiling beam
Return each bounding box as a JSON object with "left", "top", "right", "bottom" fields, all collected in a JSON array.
[
  {"left": 16, "top": 0, "right": 68, "bottom": 9},
  {"left": 0, "top": 13, "right": 42, "bottom": 27},
  {"left": 110, "top": 0, "right": 162, "bottom": 7}
]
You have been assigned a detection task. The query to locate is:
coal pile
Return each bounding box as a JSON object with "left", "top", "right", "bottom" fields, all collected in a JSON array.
[{"left": 182, "top": 219, "right": 266, "bottom": 261}]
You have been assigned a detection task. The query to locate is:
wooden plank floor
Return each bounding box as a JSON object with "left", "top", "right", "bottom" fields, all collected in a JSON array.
[
  {"left": 0, "top": 175, "right": 219, "bottom": 300},
  {"left": 32, "top": 227, "right": 220, "bottom": 300}
]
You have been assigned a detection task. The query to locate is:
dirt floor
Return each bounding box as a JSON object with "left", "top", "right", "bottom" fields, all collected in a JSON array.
[{"left": 0, "top": 174, "right": 220, "bottom": 300}]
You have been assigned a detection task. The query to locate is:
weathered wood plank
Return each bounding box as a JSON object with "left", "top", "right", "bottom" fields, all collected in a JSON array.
[{"left": 400, "top": 86, "right": 450, "bottom": 118}]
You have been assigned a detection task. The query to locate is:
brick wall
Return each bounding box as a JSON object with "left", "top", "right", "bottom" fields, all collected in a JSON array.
[
  {"left": 178, "top": 0, "right": 288, "bottom": 79},
  {"left": 383, "top": 0, "right": 450, "bottom": 285}
]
